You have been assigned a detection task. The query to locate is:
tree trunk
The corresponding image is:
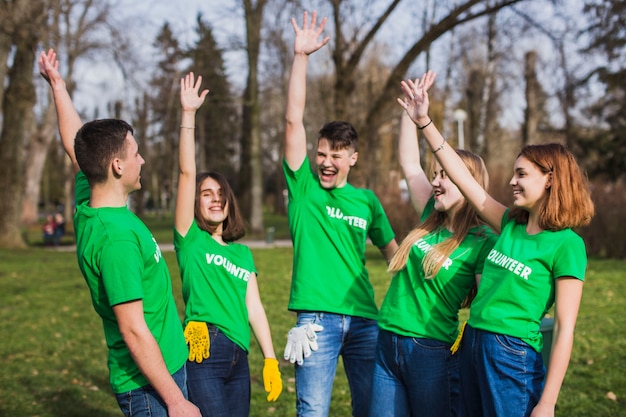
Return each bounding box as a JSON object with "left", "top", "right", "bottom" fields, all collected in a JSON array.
[
  {"left": 475, "top": 6, "right": 497, "bottom": 157},
  {"left": 0, "top": 2, "right": 43, "bottom": 247},
  {"left": 0, "top": 32, "right": 10, "bottom": 114},
  {"left": 240, "top": 0, "right": 266, "bottom": 234},
  {"left": 21, "top": 102, "right": 59, "bottom": 225},
  {"left": 523, "top": 50, "right": 539, "bottom": 146},
  {"left": 62, "top": 157, "right": 74, "bottom": 230}
]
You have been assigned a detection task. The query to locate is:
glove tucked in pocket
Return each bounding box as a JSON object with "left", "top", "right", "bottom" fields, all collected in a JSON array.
[
  {"left": 283, "top": 323, "right": 324, "bottom": 365},
  {"left": 184, "top": 321, "right": 210, "bottom": 363}
]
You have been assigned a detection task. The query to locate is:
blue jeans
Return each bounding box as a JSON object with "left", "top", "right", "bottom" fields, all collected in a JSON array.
[
  {"left": 459, "top": 325, "right": 545, "bottom": 417},
  {"left": 115, "top": 365, "right": 187, "bottom": 417},
  {"left": 370, "top": 329, "right": 460, "bottom": 417},
  {"left": 186, "top": 325, "right": 250, "bottom": 417},
  {"left": 294, "top": 312, "right": 378, "bottom": 417}
]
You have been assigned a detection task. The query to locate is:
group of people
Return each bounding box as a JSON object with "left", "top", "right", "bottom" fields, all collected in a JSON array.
[
  {"left": 42, "top": 212, "right": 65, "bottom": 246},
  {"left": 38, "top": 8, "right": 594, "bottom": 417}
]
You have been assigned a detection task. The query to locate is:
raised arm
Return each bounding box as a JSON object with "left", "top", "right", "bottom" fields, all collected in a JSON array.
[
  {"left": 38, "top": 49, "right": 82, "bottom": 174},
  {"left": 175, "top": 73, "right": 209, "bottom": 237},
  {"left": 398, "top": 111, "right": 432, "bottom": 216},
  {"left": 284, "top": 10, "right": 330, "bottom": 170},
  {"left": 398, "top": 71, "right": 506, "bottom": 233}
]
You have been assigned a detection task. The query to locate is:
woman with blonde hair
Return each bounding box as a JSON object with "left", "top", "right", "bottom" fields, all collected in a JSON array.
[
  {"left": 369, "top": 110, "right": 498, "bottom": 417},
  {"left": 399, "top": 70, "right": 594, "bottom": 417}
]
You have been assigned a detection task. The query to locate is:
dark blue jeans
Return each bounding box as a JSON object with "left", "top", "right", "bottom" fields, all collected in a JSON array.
[
  {"left": 186, "top": 325, "right": 250, "bottom": 417},
  {"left": 459, "top": 325, "right": 545, "bottom": 417},
  {"left": 370, "top": 329, "right": 460, "bottom": 417},
  {"left": 115, "top": 365, "right": 187, "bottom": 417},
  {"left": 294, "top": 312, "right": 378, "bottom": 417}
]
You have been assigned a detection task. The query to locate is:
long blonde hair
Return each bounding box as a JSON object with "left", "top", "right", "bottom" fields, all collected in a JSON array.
[{"left": 389, "top": 150, "right": 489, "bottom": 296}]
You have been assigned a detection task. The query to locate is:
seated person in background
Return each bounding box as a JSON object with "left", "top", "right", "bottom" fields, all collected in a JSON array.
[
  {"left": 53, "top": 212, "right": 66, "bottom": 244},
  {"left": 42, "top": 214, "right": 57, "bottom": 246}
]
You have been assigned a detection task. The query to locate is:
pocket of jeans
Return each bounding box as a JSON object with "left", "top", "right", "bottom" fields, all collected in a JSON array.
[
  {"left": 296, "top": 312, "right": 320, "bottom": 326},
  {"left": 494, "top": 334, "right": 528, "bottom": 356},
  {"left": 411, "top": 337, "right": 448, "bottom": 351},
  {"left": 362, "top": 317, "right": 377, "bottom": 325},
  {"left": 114, "top": 391, "right": 132, "bottom": 417}
]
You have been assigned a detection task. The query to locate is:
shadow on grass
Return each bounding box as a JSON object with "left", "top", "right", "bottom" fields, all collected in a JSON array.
[{"left": 10, "top": 372, "right": 119, "bottom": 417}]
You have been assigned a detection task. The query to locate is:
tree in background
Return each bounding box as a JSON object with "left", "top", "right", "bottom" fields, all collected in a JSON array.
[
  {"left": 187, "top": 14, "right": 238, "bottom": 185},
  {"left": 238, "top": 0, "right": 268, "bottom": 234},
  {"left": 283, "top": 0, "right": 527, "bottom": 190},
  {"left": 568, "top": 0, "right": 626, "bottom": 259},
  {"left": 577, "top": 0, "right": 626, "bottom": 182},
  {"left": 0, "top": 0, "right": 46, "bottom": 247},
  {"left": 22, "top": 0, "right": 117, "bottom": 229},
  {"left": 146, "top": 22, "right": 185, "bottom": 214}
]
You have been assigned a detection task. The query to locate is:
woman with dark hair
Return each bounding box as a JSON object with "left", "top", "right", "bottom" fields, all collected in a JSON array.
[{"left": 174, "top": 72, "right": 282, "bottom": 417}]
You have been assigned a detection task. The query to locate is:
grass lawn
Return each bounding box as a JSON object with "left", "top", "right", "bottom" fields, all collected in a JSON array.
[{"left": 1, "top": 236, "right": 625, "bottom": 415}]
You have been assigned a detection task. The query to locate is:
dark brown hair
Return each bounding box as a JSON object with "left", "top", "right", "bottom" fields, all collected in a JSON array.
[
  {"left": 318, "top": 121, "right": 358, "bottom": 152},
  {"left": 195, "top": 172, "right": 246, "bottom": 242},
  {"left": 74, "top": 119, "right": 134, "bottom": 185}
]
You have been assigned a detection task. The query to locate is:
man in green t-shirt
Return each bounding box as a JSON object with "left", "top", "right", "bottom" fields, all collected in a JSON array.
[
  {"left": 282, "top": 12, "right": 398, "bottom": 417},
  {"left": 39, "top": 49, "right": 200, "bottom": 417}
]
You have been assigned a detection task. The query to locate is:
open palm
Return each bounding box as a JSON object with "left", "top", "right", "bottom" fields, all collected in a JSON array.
[
  {"left": 397, "top": 70, "right": 437, "bottom": 123},
  {"left": 180, "top": 72, "right": 209, "bottom": 111},
  {"left": 292, "top": 11, "right": 330, "bottom": 56}
]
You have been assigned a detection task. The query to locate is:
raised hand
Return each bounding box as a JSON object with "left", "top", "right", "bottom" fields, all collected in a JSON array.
[
  {"left": 180, "top": 72, "right": 209, "bottom": 112},
  {"left": 38, "top": 49, "right": 65, "bottom": 90},
  {"left": 291, "top": 10, "right": 330, "bottom": 56},
  {"left": 397, "top": 70, "right": 437, "bottom": 126}
]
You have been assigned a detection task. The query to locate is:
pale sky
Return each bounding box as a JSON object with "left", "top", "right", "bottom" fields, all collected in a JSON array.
[
  {"left": 69, "top": 0, "right": 245, "bottom": 117},
  {"left": 64, "top": 0, "right": 594, "bottom": 130}
]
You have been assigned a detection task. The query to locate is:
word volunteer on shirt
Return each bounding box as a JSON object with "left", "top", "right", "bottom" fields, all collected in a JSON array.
[
  {"left": 486, "top": 249, "right": 532, "bottom": 280},
  {"left": 205, "top": 253, "right": 252, "bottom": 282},
  {"left": 415, "top": 238, "right": 453, "bottom": 270},
  {"left": 326, "top": 206, "right": 368, "bottom": 230}
]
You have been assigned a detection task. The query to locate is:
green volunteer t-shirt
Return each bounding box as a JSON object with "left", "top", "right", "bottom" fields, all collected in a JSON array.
[
  {"left": 469, "top": 210, "right": 588, "bottom": 352},
  {"left": 378, "top": 197, "right": 498, "bottom": 343},
  {"left": 174, "top": 220, "right": 257, "bottom": 352},
  {"left": 283, "top": 156, "right": 395, "bottom": 319},
  {"left": 73, "top": 171, "right": 187, "bottom": 394}
]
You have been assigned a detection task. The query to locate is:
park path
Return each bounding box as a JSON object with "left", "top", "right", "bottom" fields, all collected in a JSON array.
[{"left": 48, "top": 239, "right": 293, "bottom": 252}]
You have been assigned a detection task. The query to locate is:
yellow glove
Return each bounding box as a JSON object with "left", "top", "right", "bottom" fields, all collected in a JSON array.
[
  {"left": 450, "top": 321, "right": 467, "bottom": 355},
  {"left": 263, "top": 358, "right": 283, "bottom": 402},
  {"left": 184, "top": 321, "right": 210, "bottom": 363}
]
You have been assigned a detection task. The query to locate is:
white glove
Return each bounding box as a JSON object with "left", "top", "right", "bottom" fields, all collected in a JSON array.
[{"left": 283, "top": 323, "right": 324, "bottom": 365}]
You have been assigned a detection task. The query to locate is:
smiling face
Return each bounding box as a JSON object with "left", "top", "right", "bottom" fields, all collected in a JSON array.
[
  {"left": 315, "top": 138, "right": 358, "bottom": 189},
  {"left": 198, "top": 176, "right": 229, "bottom": 227},
  {"left": 509, "top": 156, "right": 551, "bottom": 213},
  {"left": 431, "top": 162, "right": 465, "bottom": 218}
]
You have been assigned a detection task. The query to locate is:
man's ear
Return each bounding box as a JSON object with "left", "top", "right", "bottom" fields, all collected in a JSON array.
[
  {"left": 349, "top": 151, "right": 359, "bottom": 167},
  {"left": 112, "top": 158, "right": 123, "bottom": 177}
]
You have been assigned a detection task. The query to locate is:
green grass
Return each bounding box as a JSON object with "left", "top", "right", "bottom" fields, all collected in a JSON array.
[{"left": 1, "top": 245, "right": 624, "bottom": 416}]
